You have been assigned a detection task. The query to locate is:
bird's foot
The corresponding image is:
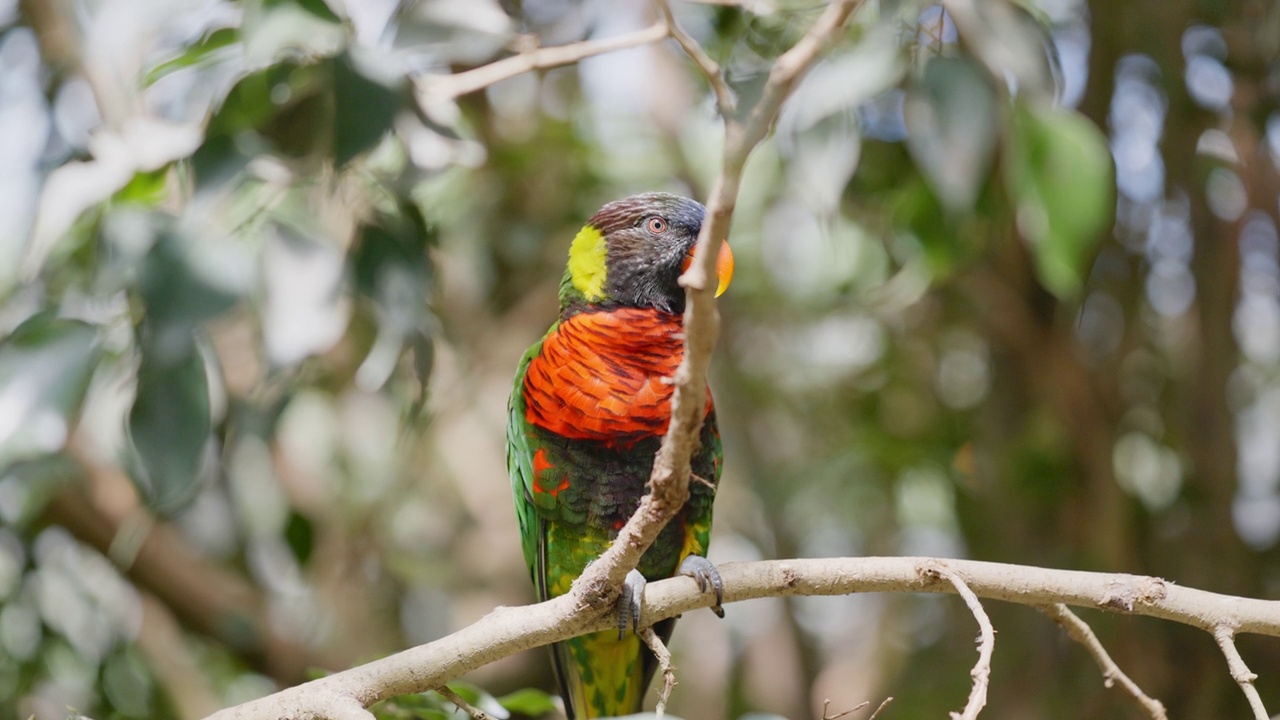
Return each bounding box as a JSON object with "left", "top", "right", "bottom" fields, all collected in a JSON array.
[
  {"left": 617, "top": 569, "right": 646, "bottom": 640},
  {"left": 678, "top": 555, "right": 725, "bottom": 618}
]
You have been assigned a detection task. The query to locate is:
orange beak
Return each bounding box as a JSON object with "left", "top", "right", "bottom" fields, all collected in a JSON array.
[{"left": 682, "top": 241, "right": 735, "bottom": 297}]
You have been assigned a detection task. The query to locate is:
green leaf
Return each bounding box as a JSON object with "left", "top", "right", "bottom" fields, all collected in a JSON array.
[
  {"left": 206, "top": 60, "right": 333, "bottom": 159},
  {"left": 127, "top": 346, "right": 211, "bottom": 515},
  {"left": 143, "top": 27, "right": 239, "bottom": 86},
  {"left": 904, "top": 55, "right": 998, "bottom": 212},
  {"left": 0, "top": 315, "right": 101, "bottom": 468},
  {"left": 351, "top": 203, "right": 436, "bottom": 395},
  {"left": 114, "top": 168, "right": 170, "bottom": 205},
  {"left": 137, "top": 229, "right": 242, "bottom": 362},
  {"left": 495, "top": 688, "right": 557, "bottom": 716},
  {"left": 1005, "top": 101, "right": 1114, "bottom": 297},
  {"left": 265, "top": 0, "right": 342, "bottom": 23},
  {"left": 0, "top": 454, "right": 81, "bottom": 526},
  {"left": 284, "top": 510, "right": 315, "bottom": 565},
  {"left": 206, "top": 61, "right": 313, "bottom": 136},
  {"left": 332, "top": 52, "right": 404, "bottom": 167}
]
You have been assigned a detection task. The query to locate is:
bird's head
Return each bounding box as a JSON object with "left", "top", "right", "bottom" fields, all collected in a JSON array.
[{"left": 558, "top": 192, "right": 734, "bottom": 315}]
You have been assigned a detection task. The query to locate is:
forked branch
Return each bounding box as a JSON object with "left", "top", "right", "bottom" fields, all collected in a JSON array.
[{"left": 1214, "top": 625, "right": 1270, "bottom": 720}]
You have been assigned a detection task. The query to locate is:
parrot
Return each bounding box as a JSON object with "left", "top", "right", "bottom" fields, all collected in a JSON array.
[{"left": 507, "top": 192, "right": 734, "bottom": 718}]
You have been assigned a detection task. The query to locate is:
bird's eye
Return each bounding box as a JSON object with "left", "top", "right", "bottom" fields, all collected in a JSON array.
[{"left": 646, "top": 217, "right": 668, "bottom": 234}]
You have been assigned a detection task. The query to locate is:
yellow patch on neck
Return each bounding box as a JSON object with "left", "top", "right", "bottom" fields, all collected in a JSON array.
[{"left": 567, "top": 224, "right": 607, "bottom": 300}]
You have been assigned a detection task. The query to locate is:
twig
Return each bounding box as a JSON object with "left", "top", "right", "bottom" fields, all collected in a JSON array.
[
  {"left": 1038, "top": 604, "right": 1167, "bottom": 719},
  {"left": 922, "top": 563, "right": 993, "bottom": 720},
  {"left": 202, "top": 557, "right": 1280, "bottom": 720},
  {"left": 822, "top": 698, "right": 869, "bottom": 719},
  {"left": 435, "top": 686, "right": 490, "bottom": 720},
  {"left": 867, "top": 697, "right": 893, "bottom": 720},
  {"left": 416, "top": 22, "right": 670, "bottom": 102},
  {"left": 1213, "top": 625, "right": 1270, "bottom": 720},
  {"left": 656, "top": 0, "right": 737, "bottom": 116},
  {"left": 638, "top": 626, "right": 677, "bottom": 717}
]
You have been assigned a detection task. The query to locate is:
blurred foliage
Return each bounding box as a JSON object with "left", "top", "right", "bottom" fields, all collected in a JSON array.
[{"left": 0, "top": 0, "right": 1277, "bottom": 718}]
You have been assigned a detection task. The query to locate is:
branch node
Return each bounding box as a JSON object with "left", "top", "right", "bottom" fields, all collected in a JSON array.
[
  {"left": 1213, "top": 625, "right": 1269, "bottom": 720},
  {"left": 1098, "top": 576, "right": 1168, "bottom": 612}
]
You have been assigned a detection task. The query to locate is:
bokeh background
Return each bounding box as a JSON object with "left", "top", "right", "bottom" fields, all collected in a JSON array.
[{"left": 2, "top": 0, "right": 1279, "bottom": 718}]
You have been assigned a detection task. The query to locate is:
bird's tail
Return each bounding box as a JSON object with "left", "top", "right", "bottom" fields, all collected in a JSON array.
[{"left": 552, "top": 628, "right": 650, "bottom": 719}]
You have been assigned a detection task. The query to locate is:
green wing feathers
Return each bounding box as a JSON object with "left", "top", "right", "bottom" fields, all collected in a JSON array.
[{"left": 507, "top": 329, "right": 724, "bottom": 719}]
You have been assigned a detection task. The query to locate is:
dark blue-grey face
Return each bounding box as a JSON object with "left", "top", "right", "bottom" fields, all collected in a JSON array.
[{"left": 589, "top": 192, "right": 706, "bottom": 314}]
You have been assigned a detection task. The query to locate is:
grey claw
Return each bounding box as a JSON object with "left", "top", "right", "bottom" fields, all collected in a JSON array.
[
  {"left": 678, "top": 555, "right": 725, "bottom": 617},
  {"left": 618, "top": 569, "right": 647, "bottom": 639}
]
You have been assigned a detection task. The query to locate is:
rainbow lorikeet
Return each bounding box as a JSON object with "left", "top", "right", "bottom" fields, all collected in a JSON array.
[{"left": 507, "top": 193, "right": 734, "bottom": 718}]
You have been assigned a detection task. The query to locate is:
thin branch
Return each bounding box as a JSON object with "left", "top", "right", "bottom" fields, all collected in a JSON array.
[
  {"left": 867, "top": 697, "right": 894, "bottom": 720},
  {"left": 923, "top": 563, "right": 993, "bottom": 720},
  {"left": 656, "top": 0, "right": 737, "bottom": 116},
  {"left": 1213, "top": 625, "right": 1270, "bottom": 720},
  {"left": 435, "top": 687, "right": 490, "bottom": 720},
  {"left": 822, "top": 698, "right": 869, "bottom": 719},
  {"left": 1039, "top": 604, "right": 1168, "bottom": 720},
  {"left": 202, "top": 557, "right": 1280, "bottom": 720},
  {"left": 416, "top": 21, "right": 670, "bottom": 102},
  {"left": 638, "top": 626, "right": 677, "bottom": 717}
]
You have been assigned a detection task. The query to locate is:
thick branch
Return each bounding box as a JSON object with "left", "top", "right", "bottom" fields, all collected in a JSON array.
[{"left": 203, "top": 557, "right": 1280, "bottom": 720}]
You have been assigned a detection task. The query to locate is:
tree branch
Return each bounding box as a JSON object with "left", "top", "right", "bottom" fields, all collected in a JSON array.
[
  {"left": 1039, "top": 603, "right": 1168, "bottom": 719},
  {"left": 415, "top": 22, "right": 670, "bottom": 103},
  {"left": 1213, "top": 625, "right": 1270, "bottom": 720},
  {"left": 435, "top": 687, "right": 492, "bottom": 720},
  {"left": 656, "top": 0, "right": 737, "bottom": 116},
  {"left": 563, "top": 0, "right": 865, "bottom": 630},
  {"left": 202, "top": 556, "right": 1280, "bottom": 720},
  {"left": 923, "top": 563, "right": 992, "bottom": 720},
  {"left": 638, "top": 626, "right": 677, "bottom": 717}
]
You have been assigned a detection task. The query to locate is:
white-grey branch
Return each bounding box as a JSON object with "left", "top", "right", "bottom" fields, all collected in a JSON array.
[
  {"left": 202, "top": 556, "right": 1280, "bottom": 720},
  {"left": 1038, "top": 603, "right": 1168, "bottom": 719}
]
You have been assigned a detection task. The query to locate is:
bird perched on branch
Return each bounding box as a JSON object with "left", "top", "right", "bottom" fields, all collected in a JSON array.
[{"left": 507, "top": 192, "right": 734, "bottom": 718}]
